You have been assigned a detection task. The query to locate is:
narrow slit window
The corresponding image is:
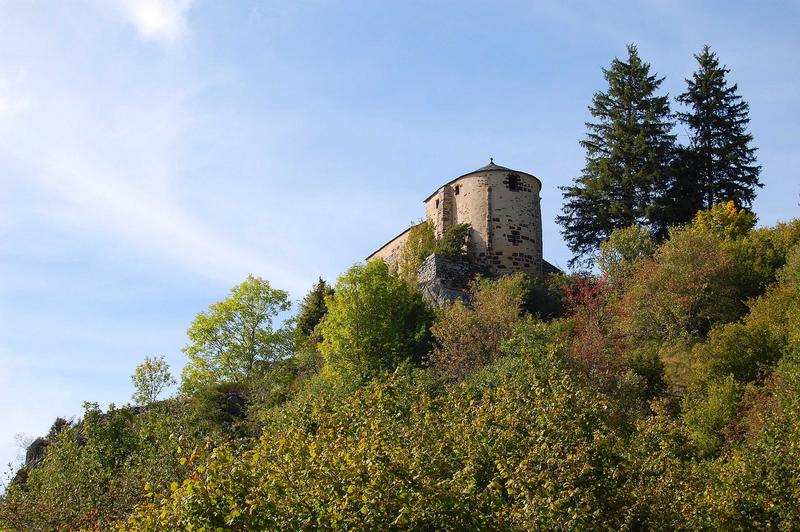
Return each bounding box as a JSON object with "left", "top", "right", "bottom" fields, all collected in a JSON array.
[
  {"left": 435, "top": 199, "right": 440, "bottom": 208},
  {"left": 454, "top": 185, "right": 460, "bottom": 195}
]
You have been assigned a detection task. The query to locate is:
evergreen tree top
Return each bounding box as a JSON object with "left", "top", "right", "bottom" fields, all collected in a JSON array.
[
  {"left": 676, "top": 45, "right": 761, "bottom": 209},
  {"left": 558, "top": 44, "right": 676, "bottom": 267}
]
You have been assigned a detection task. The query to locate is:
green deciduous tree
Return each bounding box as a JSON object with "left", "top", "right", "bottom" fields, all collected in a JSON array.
[
  {"left": 672, "top": 46, "right": 761, "bottom": 216},
  {"left": 433, "top": 223, "right": 471, "bottom": 261},
  {"left": 131, "top": 355, "right": 176, "bottom": 405},
  {"left": 692, "top": 200, "right": 756, "bottom": 239},
  {"left": 396, "top": 221, "right": 471, "bottom": 284},
  {"left": 181, "top": 275, "right": 292, "bottom": 393},
  {"left": 558, "top": 44, "right": 675, "bottom": 266},
  {"left": 598, "top": 224, "right": 656, "bottom": 289},
  {"left": 317, "top": 260, "right": 433, "bottom": 380},
  {"left": 396, "top": 221, "right": 436, "bottom": 283},
  {"left": 620, "top": 226, "right": 742, "bottom": 343}
]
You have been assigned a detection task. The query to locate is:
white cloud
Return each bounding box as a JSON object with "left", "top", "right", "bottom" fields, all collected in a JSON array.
[{"left": 116, "top": 0, "right": 194, "bottom": 42}]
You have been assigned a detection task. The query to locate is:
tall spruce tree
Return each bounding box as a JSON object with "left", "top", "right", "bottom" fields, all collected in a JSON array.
[
  {"left": 671, "top": 45, "right": 761, "bottom": 216},
  {"left": 558, "top": 45, "right": 676, "bottom": 267}
]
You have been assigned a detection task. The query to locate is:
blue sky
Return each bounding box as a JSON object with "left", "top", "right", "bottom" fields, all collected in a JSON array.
[{"left": 1, "top": 0, "right": 798, "bottom": 475}]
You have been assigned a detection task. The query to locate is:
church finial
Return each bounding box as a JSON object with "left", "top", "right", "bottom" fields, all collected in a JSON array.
[{"left": 490, "top": 157, "right": 494, "bottom": 164}]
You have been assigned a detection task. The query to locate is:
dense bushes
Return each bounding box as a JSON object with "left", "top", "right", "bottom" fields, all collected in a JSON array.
[
  {"left": 129, "top": 349, "right": 629, "bottom": 530},
  {"left": 396, "top": 221, "right": 472, "bottom": 283},
  {"left": 428, "top": 273, "right": 525, "bottom": 379},
  {"left": 3, "top": 212, "right": 800, "bottom": 530},
  {"left": 0, "top": 401, "right": 200, "bottom": 529}
]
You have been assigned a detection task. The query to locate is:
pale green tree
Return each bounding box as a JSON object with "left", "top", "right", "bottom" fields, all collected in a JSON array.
[
  {"left": 598, "top": 225, "right": 656, "bottom": 289},
  {"left": 318, "top": 260, "right": 433, "bottom": 380},
  {"left": 181, "top": 275, "right": 293, "bottom": 393},
  {"left": 131, "top": 355, "right": 176, "bottom": 405}
]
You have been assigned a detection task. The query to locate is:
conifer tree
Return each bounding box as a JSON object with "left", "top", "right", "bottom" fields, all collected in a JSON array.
[
  {"left": 295, "top": 277, "right": 334, "bottom": 338},
  {"left": 671, "top": 45, "right": 761, "bottom": 215},
  {"left": 558, "top": 44, "right": 676, "bottom": 267}
]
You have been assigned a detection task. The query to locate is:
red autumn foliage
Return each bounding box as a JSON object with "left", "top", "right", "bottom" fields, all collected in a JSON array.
[{"left": 561, "top": 275, "right": 625, "bottom": 378}]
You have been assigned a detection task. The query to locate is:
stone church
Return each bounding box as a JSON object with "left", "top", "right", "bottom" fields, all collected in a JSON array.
[{"left": 367, "top": 160, "right": 558, "bottom": 283}]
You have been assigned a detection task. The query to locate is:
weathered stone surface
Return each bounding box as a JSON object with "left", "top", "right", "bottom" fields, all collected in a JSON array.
[
  {"left": 367, "top": 161, "right": 557, "bottom": 281},
  {"left": 416, "top": 253, "right": 473, "bottom": 307},
  {"left": 24, "top": 437, "right": 47, "bottom": 468}
]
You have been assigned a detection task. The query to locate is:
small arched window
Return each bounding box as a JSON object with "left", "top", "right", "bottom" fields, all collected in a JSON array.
[{"left": 435, "top": 199, "right": 440, "bottom": 208}]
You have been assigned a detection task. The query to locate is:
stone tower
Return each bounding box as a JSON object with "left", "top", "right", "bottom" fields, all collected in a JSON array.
[{"left": 367, "top": 160, "right": 548, "bottom": 280}]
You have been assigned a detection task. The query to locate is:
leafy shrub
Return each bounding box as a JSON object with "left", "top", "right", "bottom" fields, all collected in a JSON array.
[
  {"left": 692, "top": 200, "right": 756, "bottom": 239},
  {"left": 682, "top": 376, "right": 743, "bottom": 457},
  {"left": 396, "top": 221, "right": 471, "bottom": 283},
  {"left": 0, "top": 401, "right": 199, "bottom": 529},
  {"left": 128, "top": 352, "right": 629, "bottom": 530},
  {"left": 693, "top": 323, "right": 783, "bottom": 385},
  {"left": 433, "top": 222, "right": 471, "bottom": 260},
  {"left": 560, "top": 274, "right": 625, "bottom": 378},
  {"left": 620, "top": 226, "right": 742, "bottom": 342},
  {"left": 725, "top": 218, "right": 800, "bottom": 301},
  {"left": 699, "top": 350, "right": 800, "bottom": 528},
  {"left": 520, "top": 272, "right": 567, "bottom": 319},
  {"left": 627, "top": 346, "right": 667, "bottom": 400},
  {"left": 428, "top": 273, "right": 525, "bottom": 379},
  {"left": 598, "top": 224, "right": 656, "bottom": 290}
]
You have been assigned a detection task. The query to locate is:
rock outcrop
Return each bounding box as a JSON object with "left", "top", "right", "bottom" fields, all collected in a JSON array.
[{"left": 416, "top": 253, "right": 474, "bottom": 307}]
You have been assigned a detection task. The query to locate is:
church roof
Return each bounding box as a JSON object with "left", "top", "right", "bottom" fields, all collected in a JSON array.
[{"left": 422, "top": 159, "right": 542, "bottom": 203}]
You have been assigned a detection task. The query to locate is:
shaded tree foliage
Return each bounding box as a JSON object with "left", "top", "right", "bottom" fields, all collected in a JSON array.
[
  {"left": 668, "top": 46, "right": 761, "bottom": 222},
  {"left": 294, "top": 277, "right": 334, "bottom": 339},
  {"left": 429, "top": 273, "right": 526, "bottom": 379}
]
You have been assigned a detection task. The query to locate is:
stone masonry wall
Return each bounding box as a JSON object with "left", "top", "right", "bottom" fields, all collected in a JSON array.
[
  {"left": 369, "top": 165, "right": 547, "bottom": 282},
  {"left": 482, "top": 172, "right": 543, "bottom": 279},
  {"left": 366, "top": 225, "right": 413, "bottom": 267},
  {"left": 425, "top": 174, "right": 490, "bottom": 264},
  {"left": 416, "top": 253, "right": 473, "bottom": 306},
  {"left": 424, "top": 170, "right": 543, "bottom": 280}
]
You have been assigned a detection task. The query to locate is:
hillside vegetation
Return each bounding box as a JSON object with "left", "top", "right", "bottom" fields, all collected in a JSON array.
[
  {"left": 2, "top": 44, "right": 793, "bottom": 530},
  {"left": 2, "top": 205, "right": 799, "bottom": 530}
]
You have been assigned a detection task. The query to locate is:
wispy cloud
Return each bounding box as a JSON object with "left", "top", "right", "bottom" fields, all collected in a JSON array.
[
  {"left": 0, "top": 77, "right": 29, "bottom": 117},
  {"left": 0, "top": 93, "right": 307, "bottom": 294},
  {"left": 0, "top": 94, "right": 28, "bottom": 117},
  {"left": 116, "top": 0, "right": 194, "bottom": 43}
]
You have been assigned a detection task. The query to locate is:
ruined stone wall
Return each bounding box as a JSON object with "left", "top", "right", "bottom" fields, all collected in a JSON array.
[
  {"left": 416, "top": 253, "right": 473, "bottom": 306},
  {"left": 416, "top": 253, "right": 474, "bottom": 289}
]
